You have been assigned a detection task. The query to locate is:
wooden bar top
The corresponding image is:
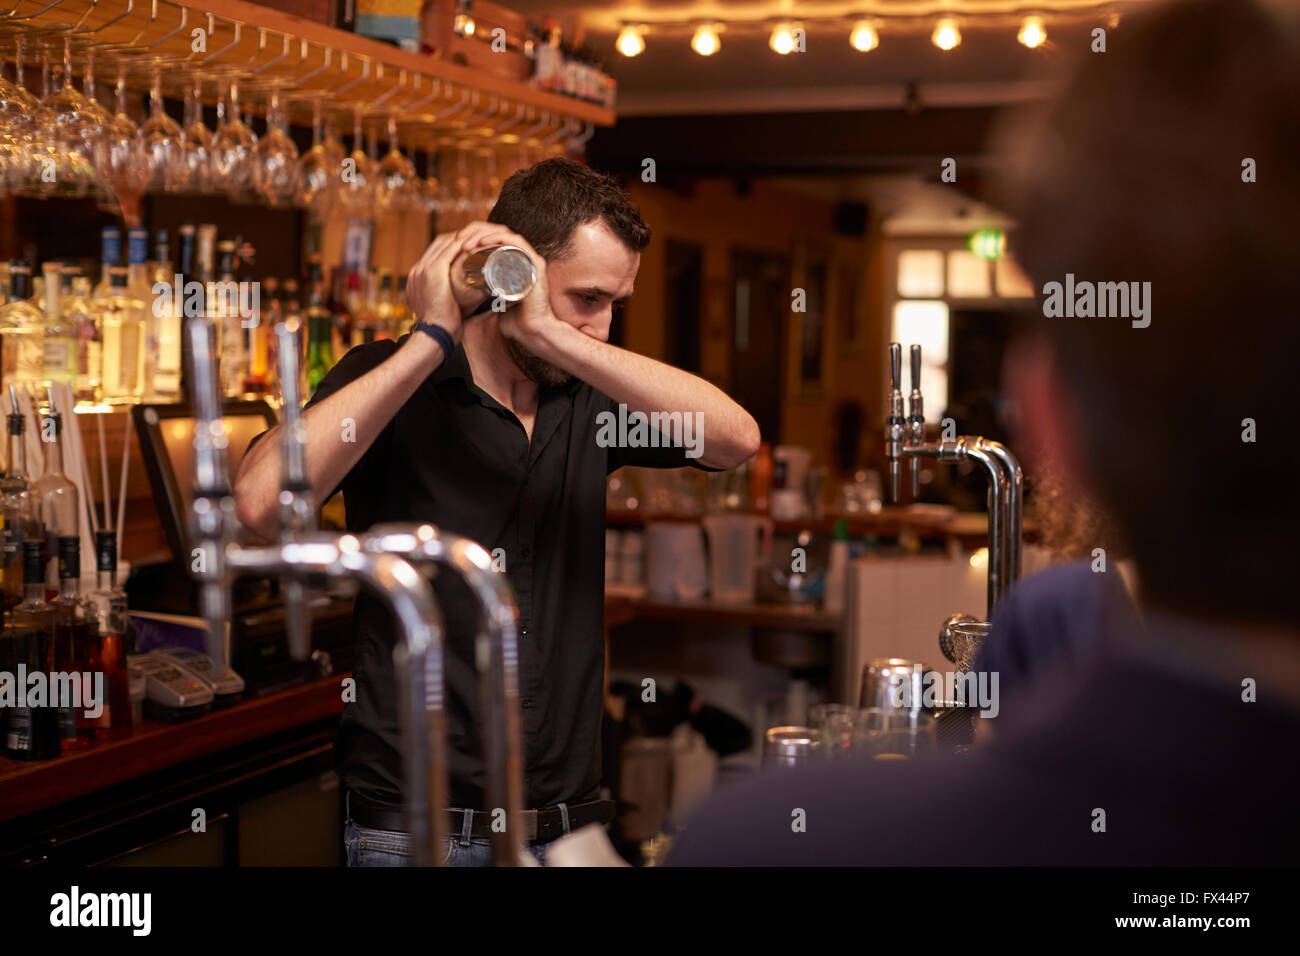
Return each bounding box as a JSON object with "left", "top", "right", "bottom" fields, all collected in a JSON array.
[{"left": 0, "top": 673, "right": 348, "bottom": 824}]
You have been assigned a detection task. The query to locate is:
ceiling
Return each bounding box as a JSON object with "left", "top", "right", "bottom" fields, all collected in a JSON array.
[{"left": 505, "top": 1, "right": 1152, "bottom": 114}]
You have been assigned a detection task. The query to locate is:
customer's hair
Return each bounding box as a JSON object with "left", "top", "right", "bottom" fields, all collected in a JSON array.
[
  {"left": 488, "top": 157, "right": 651, "bottom": 260},
  {"left": 1004, "top": 0, "right": 1300, "bottom": 625}
]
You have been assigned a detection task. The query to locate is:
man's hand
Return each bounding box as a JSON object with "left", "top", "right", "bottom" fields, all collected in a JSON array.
[{"left": 407, "top": 223, "right": 519, "bottom": 342}]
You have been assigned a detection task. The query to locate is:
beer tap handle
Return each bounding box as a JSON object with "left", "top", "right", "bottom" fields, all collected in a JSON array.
[
  {"left": 886, "top": 343, "right": 904, "bottom": 502},
  {"left": 184, "top": 317, "right": 232, "bottom": 668},
  {"left": 275, "top": 318, "right": 314, "bottom": 661},
  {"left": 908, "top": 344, "right": 924, "bottom": 498}
]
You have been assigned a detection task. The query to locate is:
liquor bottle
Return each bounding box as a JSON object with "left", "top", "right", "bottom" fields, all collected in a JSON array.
[
  {"left": 91, "top": 226, "right": 122, "bottom": 301},
  {"left": 61, "top": 269, "right": 96, "bottom": 406},
  {"left": 327, "top": 267, "right": 348, "bottom": 359},
  {"left": 305, "top": 258, "right": 334, "bottom": 393},
  {"left": 375, "top": 271, "right": 396, "bottom": 341},
  {"left": 31, "top": 408, "right": 77, "bottom": 591},
  {"left": 87, "top": 530, "right": 130, "bottom": 738},
  {"left": 41, "top": 263, "right": 77, "bottom": 389},
  {"left": 214, "top": 239, "right": 245, "bottom": 399},
  {"left": 2, "top": 539, "right": 61, "bottom": 760},
  {"left": 50, "top": 534, "right": 99, "bottom": 751},
  {"left": 149, "top": 230, "right": 183, "bottom": 401},
  {"left": 0, "top": 262, "right": 45, "bottom": 390},
  {"left": 97, "top": 266, "right": 145, "bottom": 404},
  {"left": 0, "top": 406, "right": 41, "bottom": 615},
  {"left": 393, "top": 275, "right": 412, "bottom": 337},
  {"left": 260, "top": 277, "right": 281, "bottom": 397},
  {"left": 177, "top": 224, "right": 198, "bottom": 402},
  {"left": 345, "top": 272, "right": 364, "bottom": 350},
  {"left": 242, "top": 269, "right": 270, "bottom": 397}
]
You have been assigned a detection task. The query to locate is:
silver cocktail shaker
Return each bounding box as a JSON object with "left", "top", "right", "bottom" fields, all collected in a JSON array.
[{"left": 461, "top": 245, "right": 537, "bottom": 303}]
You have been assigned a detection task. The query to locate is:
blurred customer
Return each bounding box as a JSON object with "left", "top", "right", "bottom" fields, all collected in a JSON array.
[{"left": 669, "top": 0, "right": 1300, "bottom": 865}]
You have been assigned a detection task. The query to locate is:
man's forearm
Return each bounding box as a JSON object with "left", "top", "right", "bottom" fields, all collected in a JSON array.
[
  {"left": 536, "top": 321, "right": 761, "bottom": 469},
  {"left": 234, "top": 334, "right": 446, "bottom": 536}
]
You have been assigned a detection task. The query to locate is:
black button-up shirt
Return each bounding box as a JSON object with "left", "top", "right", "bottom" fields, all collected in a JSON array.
[{"left": 282, "top": 336, "right": 704, "bottom": 811}]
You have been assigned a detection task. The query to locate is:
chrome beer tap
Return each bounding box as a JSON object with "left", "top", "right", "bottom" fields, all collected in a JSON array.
[
  {"left": 184, "top": 317, "right": 451, "bottom": 865},
  {"left": 884, "top": 342, "right": 1023, "bottom": 633},
  {"left": 885, "top": 344, "right": 907, "bottom": 503},
  {"left": 275, "top": 317, "right": 314, "bottom": 661},
  {"left": 362, "top": 524, "right": 527, "bottom": 866}
]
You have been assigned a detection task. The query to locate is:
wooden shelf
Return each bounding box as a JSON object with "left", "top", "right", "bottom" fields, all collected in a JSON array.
[
  {"left": 0, "top": 671, "right": 347, "bottom": 823},
  {"left": 20, "top": 0, "right": 612, "bottom": 148}
]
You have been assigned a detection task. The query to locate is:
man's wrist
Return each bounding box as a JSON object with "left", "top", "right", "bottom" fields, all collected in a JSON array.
[{"left": 407, "top": 321, "right": 455, "bottom": 367}]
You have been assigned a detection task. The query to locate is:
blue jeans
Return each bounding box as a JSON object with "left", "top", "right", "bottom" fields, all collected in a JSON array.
[{"left": 343, "top": 796, "right": 559, "bottom": 867}]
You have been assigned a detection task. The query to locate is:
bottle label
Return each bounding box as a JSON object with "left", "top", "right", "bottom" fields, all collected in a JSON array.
[
  {"left": 42, "top": 338, "right": 77, "bottom": 383},
  {"left": 128, "top": 229, "right": 149, "bottom": 266},
  {"left": 6, "top": 709, "right": 32, "bottom": 752}
]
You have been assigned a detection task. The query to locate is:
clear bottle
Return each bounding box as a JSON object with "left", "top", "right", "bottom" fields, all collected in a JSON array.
[
  {"left": 41, "top": 263, "right": 78, "bottom": 390},
  {"left": 0, "top": 262, "right": 45, "bottom": 390},
  {"left": 305, "top": 258, "right": 334, "bottom": 394},
  {"left": 98, "top": 267, "right": 145, "bottom": 404},
  {"left": 87, "top": 530, "right": 131, "bottom": 738},
  {"left": 149, "top": 230, "right": 183, "bottom": 401},
  {"left": 0, "top": 407, "right": 41, "bottom": 615},
  {"left": 260, "top": 277, "right": 282, "bottom": 398},
  {"left": 68, "top": 271, "right": 102, "bottom": 406},
  {"left": 213, "top": 239, "right": 245, "bottom": 399},
  {"left": 3, "top": 539, "right": 61, "bottom": 760},
  {"left": 91, "top": 226, "right": 122, "bottom": 302},
  {"left": 50, "top": 534, "right": 99, "bottom": 752},
  {"left": 31, "top": 408, "right": 78, "bottom": 591}
]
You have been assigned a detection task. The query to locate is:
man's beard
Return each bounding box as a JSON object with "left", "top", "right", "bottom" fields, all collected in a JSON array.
[{"left": 506, "top": 336, "right": 571, "bottom": 387}]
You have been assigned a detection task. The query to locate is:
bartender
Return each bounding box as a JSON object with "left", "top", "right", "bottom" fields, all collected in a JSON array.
[{"left": 233, "top": 158, "right": 760, "bottom": 866}]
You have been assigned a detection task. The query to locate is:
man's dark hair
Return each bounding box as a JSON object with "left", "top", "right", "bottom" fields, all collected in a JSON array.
[
  {"left": 488, "top": 157, "right": 651, "bottom": 260},
  {"left": 1005, "top": 0, "right": 1300, "bottom": 625}
]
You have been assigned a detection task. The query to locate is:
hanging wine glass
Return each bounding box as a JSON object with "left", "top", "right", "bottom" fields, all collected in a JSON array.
[
  {"left": 34, "top": 31, "right": 98, "bottom": 199},
  {"left": 252, "top": 83, "right": 298, "bottom": 207},
  {"left": 181, "top": 76, "right": 213, "bottom": 194},
  {"left": 0, "top": 34, "right": 41, "bottom": 197},
  {"left": 208, "top": 71, "right": 258, "bottom": 198},
  {"left": 97, "top": 58, "right": 150, "bottom": 223},
  {"left": 375, "top": 116, "right": 416, "bottom": 213},
  {"left": 322, "top": 110, "right": 346, "bottom": 168},
  {"left": 339, "top": 105, "right": 376, "bottom": 216},
  {"left": 293, "top": 93, "right": 339, "bottom": 223},
  {"left": 138, "top": 58, "right": 187, "bottom": 193}
]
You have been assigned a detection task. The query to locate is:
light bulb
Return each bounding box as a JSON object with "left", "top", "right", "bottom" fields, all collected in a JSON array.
[
  {"left": 770, "top": 22, "right": 795, "bottom": 55},
  {"left": 850, "top": 21, "right": 879, "bottom": 53},
  {"left": 692, "top": 24, "right": 720, "bottom": 56},
  {"left": 932, "top": 19, "right": 961, "bottom": 51},
  {"left": 617, "top": 26, "right": 645, "bottom": 57},
  {"left": 1017, "top": 17, "right": 1046, "bottom": 49}
]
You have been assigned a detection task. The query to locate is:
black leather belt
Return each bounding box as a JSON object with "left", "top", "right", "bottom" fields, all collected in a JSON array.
[{"left": 348, "top": 791, "right": 615, "bottom": 845}]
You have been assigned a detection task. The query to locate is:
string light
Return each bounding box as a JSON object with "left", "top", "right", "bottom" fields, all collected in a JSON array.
[
  {"left": 932, "top": 18, "right": 961, "bottom": 50},
  {"left": 770, "top": 21, "right": 797, "bottom": 55},
  {"left": 850, "top": 21, "right": 879, "bottom": 52},
  {"left": 617, "top": 25, "right": 645, "bottom": 57},
  {"left": 692, "top": 23, "right": 721, "bottom": 56},
  {"left": 1017, "top": 16, "right": 1047, "bottom": 48}
]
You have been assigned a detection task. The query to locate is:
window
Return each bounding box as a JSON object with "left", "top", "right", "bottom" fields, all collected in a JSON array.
[{"left": 891, "top": 300, "right": 949, "bottom": 413}]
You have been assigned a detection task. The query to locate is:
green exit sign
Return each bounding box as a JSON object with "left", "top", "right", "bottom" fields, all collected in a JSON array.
[{"left": 967, "top": 229, "right": 1006, "bottom": 260}]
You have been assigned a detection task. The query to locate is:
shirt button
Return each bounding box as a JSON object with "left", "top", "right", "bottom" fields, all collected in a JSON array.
[
  {"left": 520, "top": 547, "right": 531, "bottom": 559},
  {"left": 520, "top": 626, "right": 529, "bottom": 637},
  {"left": 522, "top": 698, "right": 535, "bottom": 709}
]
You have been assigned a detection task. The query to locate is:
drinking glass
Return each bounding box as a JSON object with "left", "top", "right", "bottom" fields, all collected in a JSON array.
[
  {"left": 139, "top": 59, "right": 186, "bottom": 193},
  {"left": 293, "top": 94, "right": 339, "bottom": 222},
  {"left": 181, "top": 77, "right": 213, "bottom": 194},
  {"left": 375, "top": 116, "right": 416, "bottom": 212},
  {"left": 852, "top": 708, "right": 937, "bottom": 761},
  {"left": 98, "top": 60, "right": 150, "bottom": 221},
  {"left": 253, "top": 85, "right": 298, "bottom": 206},
  {"left": 808, "top": 703, "right": 857, "bottom": 759},
  {"left": 34, "top": 32, "right": 98, "bottom": 198},
  {"left": 339, "top": 105, "right": 376, "bottom": 216},
  {"left": 208, "top": 72, "right": 258, "bottom": 197},
  {"left": 0, "top": 34, "right": 41, "bottom": 196}
]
